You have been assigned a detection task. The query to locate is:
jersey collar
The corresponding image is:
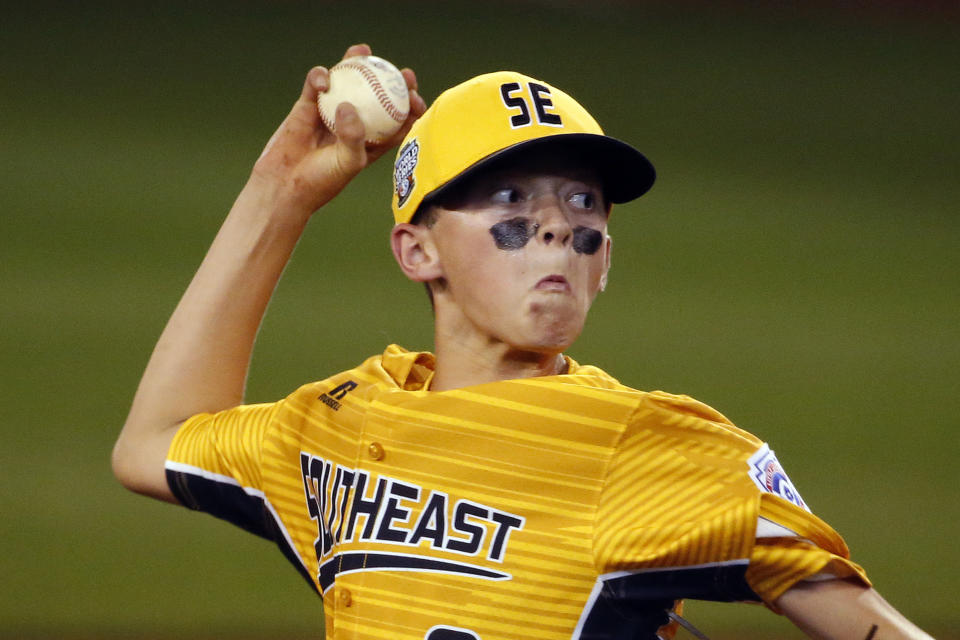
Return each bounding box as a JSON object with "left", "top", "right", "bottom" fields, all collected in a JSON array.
[{"left": 380, "top": 344, "right": 594, "bottom": 392}]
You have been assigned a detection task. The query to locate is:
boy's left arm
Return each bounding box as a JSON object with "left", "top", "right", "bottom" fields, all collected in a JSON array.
[{"left": 776, "top": 578, "right": 935, "bottom": 640}]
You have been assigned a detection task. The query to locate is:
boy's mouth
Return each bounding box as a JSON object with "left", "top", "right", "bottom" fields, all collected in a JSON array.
[{"left": 535, "top": 275, "right": 571, "bottom": 292}]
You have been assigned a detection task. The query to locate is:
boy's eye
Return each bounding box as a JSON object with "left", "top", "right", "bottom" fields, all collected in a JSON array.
[
  {"left": 491, "top": 188, "right": 523, "bottom": 204},
  {"left": 569, "top": 192, "right": 596, "bottom": 210}
]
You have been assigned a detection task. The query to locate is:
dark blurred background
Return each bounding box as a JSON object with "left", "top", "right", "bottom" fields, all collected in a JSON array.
[{"left": 2, "top": 1, "right": 957, "bottom": 637}]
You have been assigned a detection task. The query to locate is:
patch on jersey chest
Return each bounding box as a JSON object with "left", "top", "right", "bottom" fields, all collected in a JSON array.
[{"left": 747, "top": 444, "right": 809, "bottom": 512}]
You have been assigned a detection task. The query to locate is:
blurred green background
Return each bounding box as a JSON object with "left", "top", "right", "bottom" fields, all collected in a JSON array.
[{"left": 2, "top": 1, "right": 957, "bottom": 638}]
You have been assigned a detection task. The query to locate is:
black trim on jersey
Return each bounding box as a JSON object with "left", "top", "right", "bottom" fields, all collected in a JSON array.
[
  {"left": 603, "top": 562, "right": 760, "bottom": 604},
  {"left": 317, "top": 551, "right": 510, "bottom": 592},
  {"left": 578, "top": 597, "right": 675, "bottom": 640},
  {"left": 166, "top": 467, "right": 319, "bottom": 595},
  {"left": 167, "top": 467, "right": 270, "bottom": 538},
  {"left": 575, "top": 562, "right": 760, "bottom": 640}
]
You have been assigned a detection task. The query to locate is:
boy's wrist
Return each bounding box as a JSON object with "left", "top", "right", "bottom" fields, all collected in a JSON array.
[{"left": 237, "top": 173, "right": 318, "bottom": 229}]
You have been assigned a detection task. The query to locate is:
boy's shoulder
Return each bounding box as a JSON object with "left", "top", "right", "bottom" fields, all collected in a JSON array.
[
  {"left": 280, "top": 346, "right": 760, "bottom": 449},
  {"left": 558, "top": 360, "right": 764, "bottom": 449}
]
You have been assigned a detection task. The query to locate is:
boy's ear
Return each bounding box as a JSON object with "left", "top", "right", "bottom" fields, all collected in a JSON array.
[
  {"left": 600, "top": 233, "right": 612, "bottom": 292},
  {"left": 391, "top": 223, "right": 443, "bottom": 282}
]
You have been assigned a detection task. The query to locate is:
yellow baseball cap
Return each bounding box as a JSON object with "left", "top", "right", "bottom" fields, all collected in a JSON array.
[{"left": 391, "top": 71, "right": 655, "bottom": 224}]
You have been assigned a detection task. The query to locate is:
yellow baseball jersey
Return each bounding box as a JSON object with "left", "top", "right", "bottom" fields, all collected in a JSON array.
[{"left": 166, "top": 344, "right": 868, "bottom": 640}]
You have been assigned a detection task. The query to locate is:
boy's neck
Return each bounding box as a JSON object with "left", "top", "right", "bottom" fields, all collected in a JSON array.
[{"left": 429, "top": 331, "right": 567, "bottom": 391}]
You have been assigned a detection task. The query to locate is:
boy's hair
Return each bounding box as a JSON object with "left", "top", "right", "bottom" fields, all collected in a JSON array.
[{"left": 410, "top": 201, "right": 439, "bottom": 229}]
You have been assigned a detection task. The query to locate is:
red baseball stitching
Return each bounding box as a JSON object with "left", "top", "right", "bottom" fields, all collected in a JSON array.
[
  {"left": 335, "top": 61, "right": 407, "bottom": 123},
  {"left": 317, "top": 93, "right": 337, "bottom": 132}
]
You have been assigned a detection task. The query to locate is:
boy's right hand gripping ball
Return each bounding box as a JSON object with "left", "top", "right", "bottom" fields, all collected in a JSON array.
[{"left": 317, "top": 55, "right": 410, "bottom": 144}]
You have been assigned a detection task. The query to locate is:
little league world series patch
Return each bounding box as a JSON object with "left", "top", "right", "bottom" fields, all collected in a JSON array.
[
  {"left": 747, "top": 444, "right": 809, "bottom": 512},
  {"left": 394, "top": 138, "right": 419, "bottom": 208}
]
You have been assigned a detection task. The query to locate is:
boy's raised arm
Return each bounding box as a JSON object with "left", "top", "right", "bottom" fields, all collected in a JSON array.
[{"left": 112, "top": 44, "right": 425, "bottom": 503}]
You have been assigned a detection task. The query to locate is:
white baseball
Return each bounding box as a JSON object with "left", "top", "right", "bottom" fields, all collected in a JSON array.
[{"left": 317, "top": 55, "right": 410, "bottom": 144}]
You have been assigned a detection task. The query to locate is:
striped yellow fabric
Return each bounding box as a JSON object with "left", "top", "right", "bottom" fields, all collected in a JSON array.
[
  {"left": 167, "top": 345, "right": 868, "bottom": 639},
  {"left": 747, "top": 495, "right": 870, "bottom": 605},
  {"left": 595, "top": 393, "right": 763, "bottom": 574},
  {"left": 169, "top": 402, "right": 276, "bottom": 495}
]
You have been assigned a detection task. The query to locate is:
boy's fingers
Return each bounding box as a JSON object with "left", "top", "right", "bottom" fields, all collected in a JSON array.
[
  {"left": 333, "top": 102, "right": 368, "bottom": 175},
  {"left": 343, "top": 43, "right": 372, "bottom": 60},
  {"left": 409, "top": 89, "right": 427, "bottom": 118},
  {"left": 301, "top": 66, "right": 329, "bottom": 102},
  {"left": 401, "top": 68, "right": 418, "bottom": 92}
]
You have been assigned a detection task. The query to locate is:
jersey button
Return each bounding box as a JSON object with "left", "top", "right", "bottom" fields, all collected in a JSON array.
[
  {"left": 367, "top": 442, "right": 385, "bottom": 461},
  {"left": 337, "top": 587, "right": 352, "bottom": 607}
]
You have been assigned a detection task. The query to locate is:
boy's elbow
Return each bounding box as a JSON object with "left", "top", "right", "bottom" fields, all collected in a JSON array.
[
  {"left": 111, "top": 435, "right": 143, "bottom": 493},
  {"left": 110, "top": 425, "right": 179, "bottom": 503}
]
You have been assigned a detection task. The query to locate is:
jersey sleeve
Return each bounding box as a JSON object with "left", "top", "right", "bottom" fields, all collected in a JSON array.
[
  {"left": 747, "top": 493, "right": 870, "bottom": 606},
  {"left": 596, "top": 391, "right": 870, "bottom": 611},
  {"left": 594, "top": 392, "right": 768, "bottom": 602},
  {"left": 165, "top": 401, "right": 281, "bottom": 540}
]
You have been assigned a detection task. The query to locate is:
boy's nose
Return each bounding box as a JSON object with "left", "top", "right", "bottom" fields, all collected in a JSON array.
[{"left": 534, "top": 198, "right": 572, "bottom": 247}]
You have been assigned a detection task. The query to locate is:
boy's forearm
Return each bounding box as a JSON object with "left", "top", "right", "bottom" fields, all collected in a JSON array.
[
  {"left": 113, "top": 183, "right": 311, "bottom": 500},
  {"left": 777, "top": 579, "right": 935, "bottom": 640},
  {"left": 129, "top": 184, "right": 311, "bottom": 427}
]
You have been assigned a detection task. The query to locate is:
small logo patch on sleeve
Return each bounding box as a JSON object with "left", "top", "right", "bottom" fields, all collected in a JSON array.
[{"left": 747, "top": 444, "right": 809, "bottom": 512}]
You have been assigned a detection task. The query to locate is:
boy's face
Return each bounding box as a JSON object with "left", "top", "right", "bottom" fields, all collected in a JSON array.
[{"left": 427, "top": 154, "right": 611, "bottom": 355}]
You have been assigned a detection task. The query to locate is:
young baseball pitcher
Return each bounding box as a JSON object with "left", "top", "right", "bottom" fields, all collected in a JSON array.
[{"left": 113, "top": 44, "right": 933, "bottom": 640}]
